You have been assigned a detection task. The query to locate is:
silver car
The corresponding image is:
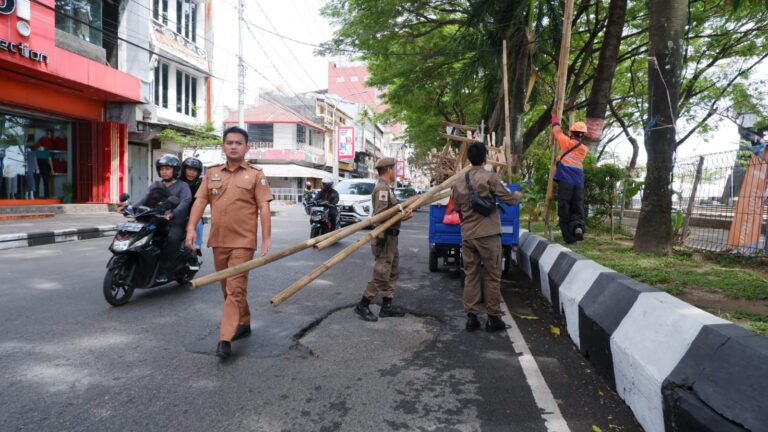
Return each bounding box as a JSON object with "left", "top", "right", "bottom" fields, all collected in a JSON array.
[{"left": 336, "top": 179, "right": 377, "bottom": 226}]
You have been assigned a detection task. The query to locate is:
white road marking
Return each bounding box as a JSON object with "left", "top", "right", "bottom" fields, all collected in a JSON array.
[{"left": 500, "top": 300, "right": 570, "bottom": 432}]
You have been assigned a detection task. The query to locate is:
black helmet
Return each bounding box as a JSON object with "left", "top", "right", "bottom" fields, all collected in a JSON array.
[
  {"left": 155, "top": 154, "right": 181, "bottom": 179},
  {"left": 181, "top": 157, "right": 203, "bottom": 175}
]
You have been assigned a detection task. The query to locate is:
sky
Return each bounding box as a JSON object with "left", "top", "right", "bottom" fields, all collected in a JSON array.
[{"left": 210, "top": 1, "right": 763, "bottom": 171}]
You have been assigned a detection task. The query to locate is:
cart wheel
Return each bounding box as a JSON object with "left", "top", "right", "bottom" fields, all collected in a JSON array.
[{"left": 429, "top": 250, "right": 438, "bottom": 272}]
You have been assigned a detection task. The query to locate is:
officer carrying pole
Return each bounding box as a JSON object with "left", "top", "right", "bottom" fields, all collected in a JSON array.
[
  {"left": 354, "top": 157, "right": 414, "bottom": 322},
  {"left": 451, "top": 142, "right": 523, "bottom": 332}
]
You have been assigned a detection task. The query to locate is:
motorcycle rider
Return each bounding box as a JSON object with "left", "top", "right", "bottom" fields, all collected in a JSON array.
[
  {"left": 133, "top": 154, "right": 192, "bottom": 283},
  {"left": 180, "top": 157, "right": 204, "bottom": 251},
  {"left": 314, "top": 176, "right": 339, "bottom": 230}
]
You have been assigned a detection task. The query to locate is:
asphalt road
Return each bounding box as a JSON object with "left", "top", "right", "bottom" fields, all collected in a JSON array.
[{"left": 0, "top": 206, "right": 642, "bottom": 432}]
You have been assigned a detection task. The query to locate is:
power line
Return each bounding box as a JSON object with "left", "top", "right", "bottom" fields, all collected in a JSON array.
[{"left": 250, "top": 2, "right": 323, "bottom": 91}]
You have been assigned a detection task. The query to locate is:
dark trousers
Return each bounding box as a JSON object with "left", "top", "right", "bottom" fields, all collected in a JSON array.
[
  {"left": 160, "top": 222, "right": 186, "bottom": 275},
  {"left": 36, "top": 159, "right": 52, "bottom": 198},
  {"left": 557, "top": 182, "right": 585, "bottom": 244},
  {"left": 328, "top": 207, "right": 339, "bottom": 230}
]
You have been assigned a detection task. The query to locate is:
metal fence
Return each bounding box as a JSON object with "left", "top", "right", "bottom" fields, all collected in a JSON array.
[
  {"left": 271, "top": 187, "right": 303, "bottom": 203},
  {"left": 617, "top": 149, "right": 768, "bottom": 255}
]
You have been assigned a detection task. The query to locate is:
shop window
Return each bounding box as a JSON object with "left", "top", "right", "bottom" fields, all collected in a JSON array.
[
  {"left": 247, "top": 124, "right": 273, "bottom": 144},
  {"left": 350, "top": 76, "right": 358, "bottom": 82},
  {"left": 296, "top": 124, "right": 306, "bottom": 144},
  {"left": 55, "top": 0, "right": 103, "bottom": 46},
  {"left": 154, "top": 62, "right": 169, "bottom": 109},
  {"left": 1, "top": 111, "right": 72, "bottom": 201},
  {"left": 336, "top": 76, "right": 345, "bottom": 83}
]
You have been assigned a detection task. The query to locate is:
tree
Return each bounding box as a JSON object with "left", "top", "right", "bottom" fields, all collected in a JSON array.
[{"left": 158, "top": 123, "right": 220, "bottom": 156}]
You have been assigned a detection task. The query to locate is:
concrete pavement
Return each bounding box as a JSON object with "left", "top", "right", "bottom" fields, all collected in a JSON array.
[{"left": 0, "top": 205, "right": 641, "bottom": 431}]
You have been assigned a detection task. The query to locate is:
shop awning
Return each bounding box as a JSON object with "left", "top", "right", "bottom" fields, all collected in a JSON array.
[{"left": 256, "top": 164, "right": 331, "bottom": 179}]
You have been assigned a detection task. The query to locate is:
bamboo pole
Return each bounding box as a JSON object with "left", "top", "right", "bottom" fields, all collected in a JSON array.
[
  {"left": 187, "top": 194, "right": 421, "bottom": 290},
  {"left": 314, "top": 165, "right": 471, "bottom": 251},
  {"left": 270, "top": 190, "right": 452, "bottom": 306},
  {"left": 502, "top": 39, "right": 513, "bottom": 181},
  {"left": 542, "top": 0, "right": 576, "bottom": 239}
]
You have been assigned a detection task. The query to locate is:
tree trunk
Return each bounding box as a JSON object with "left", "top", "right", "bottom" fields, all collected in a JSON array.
[
  {"left": 633, "top": 0, "right": 688, "bottom": 255},
  {"left": 585, "top": 0, "right": 629, "bottom": 150}
]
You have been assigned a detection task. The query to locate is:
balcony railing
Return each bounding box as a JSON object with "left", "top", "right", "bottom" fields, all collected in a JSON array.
[{"left": 246, "top": 142, "right": 326, "bottom": 165}]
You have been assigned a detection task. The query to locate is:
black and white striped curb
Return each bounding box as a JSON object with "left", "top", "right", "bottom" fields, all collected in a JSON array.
[
  {"left": 517, "top": 230, "right": 768, "bottom": 432},
  {"left": 0, "top": 226, "right": 118, "bottom": 250}
]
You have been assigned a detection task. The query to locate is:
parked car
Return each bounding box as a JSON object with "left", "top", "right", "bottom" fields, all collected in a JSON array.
[{"left": 336, "top": 179, "right": 377, "bottom": 226}]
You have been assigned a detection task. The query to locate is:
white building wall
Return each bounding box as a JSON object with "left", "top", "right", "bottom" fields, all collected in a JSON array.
[{"left": 273, "top": 124, "right": 295, "bottom": 149}]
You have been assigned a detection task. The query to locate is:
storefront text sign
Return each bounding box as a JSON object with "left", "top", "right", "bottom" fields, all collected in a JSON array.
[{"left": 0, "top": 38, "right": 47, "bottom": 64}]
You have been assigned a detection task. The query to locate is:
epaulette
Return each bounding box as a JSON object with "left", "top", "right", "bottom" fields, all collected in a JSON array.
[
  {"left": 208, "top": 163, "right": 224, "bottom": 168},
  {"left": 248, "top": 163, "right": 263, "bottom": 171}
]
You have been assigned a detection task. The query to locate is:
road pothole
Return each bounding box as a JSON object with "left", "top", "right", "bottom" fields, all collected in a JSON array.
[{"left": 298, "top": 306, "right": 441, "bottom": 361}]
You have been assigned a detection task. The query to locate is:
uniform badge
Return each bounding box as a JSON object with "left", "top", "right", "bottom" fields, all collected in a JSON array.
[
  {"left": 212, "top": 188, "right": 219, "bottom": 196},
  {"left": 260, "top": 178, "right": 269, "bottom": 186},
  {"left": 378, "top": 191, "right": 388, "bottom": 201},
  {"left": 212, "top": 174, "right": 221, "bottom": 181}
]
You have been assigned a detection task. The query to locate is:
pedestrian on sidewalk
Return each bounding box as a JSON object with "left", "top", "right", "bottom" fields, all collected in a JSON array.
[
  {"left": 185, "top": 126, "right": 273, "bottom": 360},
  {"left": 451, "top": 142, "right": 522, "bottom": 332},
  {"left": 551, "top": 109, "right": 588, "bottom": 244},
  {"left": 354, "top": 157, "right": 413, "bottom": 322}
]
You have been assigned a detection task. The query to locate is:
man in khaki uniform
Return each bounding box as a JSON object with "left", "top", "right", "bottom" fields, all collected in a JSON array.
[
  {"left": 452, "top": 142, "right": 522, "bottom": 332},
  {"left": 185, "top": 126, "right": 273, "bottom": 359},
  {"left": 354, "top": 157, "right": 412, "bottom": 322}
]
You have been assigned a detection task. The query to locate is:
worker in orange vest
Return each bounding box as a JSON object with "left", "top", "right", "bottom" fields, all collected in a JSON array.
[{"left": 551, "top": 110, "right": 588, "bottom": 244}]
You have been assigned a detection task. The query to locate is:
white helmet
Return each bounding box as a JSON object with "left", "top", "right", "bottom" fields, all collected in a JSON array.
[{"left": 322, "top": 176, "right": 334, "bottom": 184}]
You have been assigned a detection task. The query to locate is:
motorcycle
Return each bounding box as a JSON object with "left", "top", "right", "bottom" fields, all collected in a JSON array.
[
  {"left": 303, "top": 190, "right": 319, "bottom": 215},
  {"left": 103, "top": 193, "right": 200, "bottom": 306},
  {"left": 309, "top": 199, "right": 337, "bottom": 238}
]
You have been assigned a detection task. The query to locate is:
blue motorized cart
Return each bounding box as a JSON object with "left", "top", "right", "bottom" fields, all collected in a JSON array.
[{"left": 428, "top": 184, "right": 520, "bottom": 273}]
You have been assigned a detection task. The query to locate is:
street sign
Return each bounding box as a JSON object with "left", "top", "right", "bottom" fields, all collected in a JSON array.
[{"left": 337, "top": 125, "right": 355, "bottom": 160}]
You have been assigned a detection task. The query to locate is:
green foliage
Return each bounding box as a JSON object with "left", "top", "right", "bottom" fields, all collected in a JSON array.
[
  {"left": 583, "top": 155, "right": 626, "bottom": 223},
  {"left": 158, "top": 123, "right": 220, "bottom": 155}
]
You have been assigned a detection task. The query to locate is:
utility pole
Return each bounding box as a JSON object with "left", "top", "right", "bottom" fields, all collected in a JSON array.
[{"left": 237, "top": 0, "right": 245, "bottom": 129}]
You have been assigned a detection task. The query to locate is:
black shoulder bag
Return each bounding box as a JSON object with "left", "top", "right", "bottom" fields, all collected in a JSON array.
[
  {"left": 465, "top": 172, "right": 495, "bottom": 217},
  {"left": 558, "top": 140, "right": 584, "bottom": 164}
]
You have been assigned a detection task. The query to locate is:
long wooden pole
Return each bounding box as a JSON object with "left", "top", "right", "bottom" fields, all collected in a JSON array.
[
  {"left": 270, "top": 190, "right": 452, "bottom": 306},
  {"left": 542, "top": 0, "right": 575, "bottom": 238},
  {"left": 187, "top": 193, "right": 421, "bottom": 290},
  {"left": 502, "top": 39, "right": 513, "bottom": 181},
  {"left": 314, "top": 165, "right": 471, "bottom": 251}
]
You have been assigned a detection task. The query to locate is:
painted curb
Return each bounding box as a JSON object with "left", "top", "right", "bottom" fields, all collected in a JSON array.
[
  {"left": 516, "top": 230, "right": 768, "bottom": 432},
  {"left": 0, "top": 226, "right": 118, "bottom": 250}
]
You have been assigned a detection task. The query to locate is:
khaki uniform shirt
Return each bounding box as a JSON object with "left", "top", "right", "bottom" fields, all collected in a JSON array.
[
  {"left": 195, "top": 161, "right": 274, "bottom": 249},
  {"left": 372, "top": 180, "right": 401, "bottom": 229},
  {"left": 451, "top": 166, "right": 520, "bottom": 240}
]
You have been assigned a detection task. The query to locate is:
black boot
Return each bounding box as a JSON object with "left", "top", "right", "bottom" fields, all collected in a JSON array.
[
  {"left": 574, "top": 226, "right": 584, "bottom": 241},
  {"left": 465, "top": 313, "right": 481, "bottom": 332},
  {"left": 485, "top": 315, "right": 509, "bottom": 332},
  {"left": 215, "top": 341, "right": 231, "bottom": 359},
  {"left": 232, "top": 325, "right": 251, "bottom": 341},
  {"left": 379, "top": 297, "right": 405, "bottom": 318},
  {"left": 354, "top": 296, "right": 378, "bottom": 322}
]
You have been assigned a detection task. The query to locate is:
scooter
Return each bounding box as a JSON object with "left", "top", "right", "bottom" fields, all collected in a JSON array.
[
  {"left": 103, "top": 193, "right": 200, "bottom": 306},
  {"left": 309, "top": 200, "right": 337, "bottom": 238}
]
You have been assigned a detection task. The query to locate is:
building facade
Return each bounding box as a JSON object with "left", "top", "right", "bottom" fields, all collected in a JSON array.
[
  {"left": 0, "top": 0, "right": 140, "bottom": 204},
  {"left": 118, "top": 0, "right": 212, "bottom": 197}
]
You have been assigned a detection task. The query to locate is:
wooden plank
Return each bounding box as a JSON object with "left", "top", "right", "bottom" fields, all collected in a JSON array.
[
  {"left": 443, "top": 121, "right": 477, "bottom": 132},
  {"left": 441, "top": 133, "right": 476, "bottom": 144}
]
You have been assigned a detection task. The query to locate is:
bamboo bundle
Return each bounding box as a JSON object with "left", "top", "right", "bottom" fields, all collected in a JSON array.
[
  {"left": 313, "top": 166, "right": 469, "bottom": 251},
  {"left": 187, "top": 193, "right": 423, "bottom": 290},
  {"left": 270, "top": 189, "right": 453, "bottom": 306}
]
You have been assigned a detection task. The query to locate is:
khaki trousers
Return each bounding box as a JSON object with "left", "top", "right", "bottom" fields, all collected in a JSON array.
[
  {"left": 363, "top": 235, "right": 400, "bottom": 300},
  {"left": 213, "top": 247, "right": 255, "bottom": 341},
  {"left": 462, "top": 235, "right": 503, "bottom": 316}
]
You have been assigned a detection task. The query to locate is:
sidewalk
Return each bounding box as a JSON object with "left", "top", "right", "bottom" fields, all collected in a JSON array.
[
  {"left": 0, "top": 205, "right": 290, "bottom": 251},
  {"left": 0, "top": 212, "right": 125, "bottom": 251}
]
